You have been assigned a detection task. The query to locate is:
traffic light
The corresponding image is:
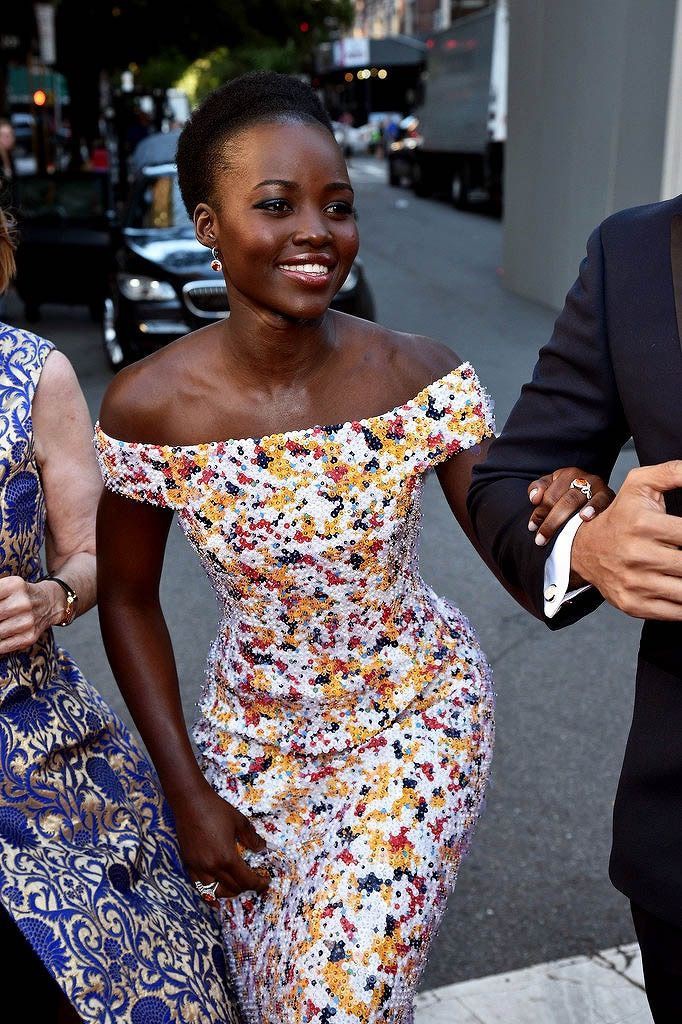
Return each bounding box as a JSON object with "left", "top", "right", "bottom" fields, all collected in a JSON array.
[
  {"left": 33, "top": 89, "right": 47, "bottom": 106},
  {"left": 299, "top": 21, "right": 310, "bottom": 32}
]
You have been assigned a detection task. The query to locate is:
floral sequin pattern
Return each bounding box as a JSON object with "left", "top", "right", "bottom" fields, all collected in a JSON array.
[{"left": 96, "top": 362, "right": 496, "bottom": 1024}]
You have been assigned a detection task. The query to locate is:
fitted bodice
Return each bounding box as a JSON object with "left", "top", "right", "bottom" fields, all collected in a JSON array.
[{"left": 96, "top": 363, "right": 494, "bottom": 758}]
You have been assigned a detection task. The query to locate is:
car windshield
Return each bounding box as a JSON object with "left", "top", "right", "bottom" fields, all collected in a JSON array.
[
  {"left": 125, "top": 173, "right": 193, "bottom": 232},
  {"left": 16, "top": 174, "right": 108, "bottom": 221}
]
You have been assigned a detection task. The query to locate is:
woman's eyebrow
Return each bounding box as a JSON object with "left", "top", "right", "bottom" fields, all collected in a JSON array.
[
  {"left": 324, "top": 182, "right": 355, "bottom": 195},
  {"left": 253, "top": 179, "right": 298, "bottom": 190},
  {"left": 251, "top": 179, "right": 355, "bottom": 195}
]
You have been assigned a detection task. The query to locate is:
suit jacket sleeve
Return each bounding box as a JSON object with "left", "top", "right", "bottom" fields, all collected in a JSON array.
[{"left": 467, "top": 223, "right": 631, "bottom": 628}]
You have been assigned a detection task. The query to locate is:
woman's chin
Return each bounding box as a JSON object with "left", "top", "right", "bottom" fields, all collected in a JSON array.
[{"left": 269, "top": 298, "right": 332, "bottom": 324}]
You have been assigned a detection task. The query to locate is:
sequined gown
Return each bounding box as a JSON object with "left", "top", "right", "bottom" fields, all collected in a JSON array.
[
  {"left": 96, "top": 362, "right": 496, "bottom": 1024},
  {"left": 0, "top": 325, "right": 235, "bottom": 1023}
]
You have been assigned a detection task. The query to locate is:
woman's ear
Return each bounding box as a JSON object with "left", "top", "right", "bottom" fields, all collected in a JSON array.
[{"left": 194, "top": 204, "right": 217, "bottom": 248}]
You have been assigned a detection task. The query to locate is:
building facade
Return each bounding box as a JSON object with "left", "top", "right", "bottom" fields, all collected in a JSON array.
[
  {"left": 504, "top": 0, "right": 682, "bottom": 310},
  {"left": 352, "top": 0, "right": 491, "bottom": 38}
]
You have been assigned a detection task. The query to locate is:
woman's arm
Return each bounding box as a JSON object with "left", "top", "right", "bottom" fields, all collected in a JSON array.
[
  {"left": 436, "top": 440, "right": 614, "bottom": 615},
  {"left": 96, "top": 379, "right": 268, "bottom": 898},
  {"left": 0, "top": 351, "right": 100, "bottom": 655},
  {"left": 391, "top": 338, "right": 611, "bottom": 610}
]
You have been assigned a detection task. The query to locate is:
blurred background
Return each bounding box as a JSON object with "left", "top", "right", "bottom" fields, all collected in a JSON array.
[{"left": 1, "top": 1, "right": 679, "bottom": 1017}]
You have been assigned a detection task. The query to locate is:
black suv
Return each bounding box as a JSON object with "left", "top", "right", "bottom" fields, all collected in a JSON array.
[{"left": 103, "top": 164, "right": 376, "bottom": 369}]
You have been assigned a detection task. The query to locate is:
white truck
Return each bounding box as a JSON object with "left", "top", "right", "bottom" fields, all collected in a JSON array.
[{"left": 408, "top": 0, "right": 508, "bottom": 210}]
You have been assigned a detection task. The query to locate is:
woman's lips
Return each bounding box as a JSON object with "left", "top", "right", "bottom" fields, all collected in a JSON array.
[{"left": 277, "top": 262, "right": 335, "bottom": 287}]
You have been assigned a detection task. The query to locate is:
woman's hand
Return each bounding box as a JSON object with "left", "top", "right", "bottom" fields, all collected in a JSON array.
[
  {"left": 527, "top": 468, "right": 615, "bottom": 546},
  {"left": 0, "top": 577, "right": 67, "bottom": 654},
  {"left": 171, "top": 783, "right": 270, "bottom": 902}
]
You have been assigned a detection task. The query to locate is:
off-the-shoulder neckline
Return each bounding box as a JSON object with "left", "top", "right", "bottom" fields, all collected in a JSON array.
[{"left": 95, "top": 362, "right": 476, "bottom": 452}]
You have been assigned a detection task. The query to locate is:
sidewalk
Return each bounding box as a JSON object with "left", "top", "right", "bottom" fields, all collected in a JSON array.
[{"left": 415, "top": 945, "right": 651, "bottom": 1024}]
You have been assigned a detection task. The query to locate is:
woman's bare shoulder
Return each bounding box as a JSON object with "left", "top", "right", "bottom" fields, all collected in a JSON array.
[
  {"left": 34, "top": 349, "right": 83, "bottom": 406},
  {"left": 98, "top": 336, "right": 196, "bottom": 444},
  {"left": 340, "top": 313, "right": 465, "bottom": 394}
]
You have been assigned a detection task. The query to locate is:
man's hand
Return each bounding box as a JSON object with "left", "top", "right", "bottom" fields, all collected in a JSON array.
[{"left": 571, "top": 461, "right": 682, "bottom": 620}]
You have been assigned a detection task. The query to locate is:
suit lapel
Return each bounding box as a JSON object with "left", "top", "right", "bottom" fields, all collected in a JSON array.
[{"left": 671, "top": 214, "right": 682, "bottom": 353}]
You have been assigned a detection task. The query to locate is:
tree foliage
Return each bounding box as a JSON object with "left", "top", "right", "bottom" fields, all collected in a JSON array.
[
  {"left": 55, "top": 0, "right": 353, "bottom": 153},
  {"left": 57, "top": 0, "right": 353, "bottom": 79},
  {"left": 170, "top": 43, "right": 300, "bottom": 106}
]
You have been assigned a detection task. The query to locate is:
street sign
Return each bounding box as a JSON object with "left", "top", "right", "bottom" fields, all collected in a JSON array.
[{"left": 332, "top": 37, "right": 371, "bottom": 69}]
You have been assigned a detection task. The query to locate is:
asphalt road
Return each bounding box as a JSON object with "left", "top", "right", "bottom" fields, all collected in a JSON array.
[{"left": 5, "top": 156, "right": 641, "bottom": 990}]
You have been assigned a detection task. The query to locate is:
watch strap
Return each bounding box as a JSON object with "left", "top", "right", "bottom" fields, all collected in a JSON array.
[{"left": 43, "top": 575, "right": 78, "bottom": 625}]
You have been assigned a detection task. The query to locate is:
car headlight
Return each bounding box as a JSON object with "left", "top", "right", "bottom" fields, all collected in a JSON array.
[
  {"left": 338, "top": 265, "right": 359, "bottom": 294},
  {"left": 117, "top": 274, "right": 176, "bottom": 301}
]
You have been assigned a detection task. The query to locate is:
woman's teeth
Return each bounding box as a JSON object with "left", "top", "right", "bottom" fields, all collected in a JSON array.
[{"left": 279, "top": 263, "right": 330, "bottom": 275}]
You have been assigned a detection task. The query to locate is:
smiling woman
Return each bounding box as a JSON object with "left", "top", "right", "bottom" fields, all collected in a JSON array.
[{"left": 94, "top": 71, "right": 611, "bottom": 1024}]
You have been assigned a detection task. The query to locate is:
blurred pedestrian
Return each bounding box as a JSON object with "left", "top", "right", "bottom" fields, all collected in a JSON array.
[
  {"left": 126, "top": 108, "right": 151, "bottom": 155},
  {"left": 94, "top": 71, "right": 608, "bottom": 1024},
  {"left": 0, "top": 205, "right": 234, "bottom": 1022},
  {"left": 128, "top": 122, "right": 181, "bottom": 178},
  {"left": 468, "top": 201, "right": 682, "bottom": 1023},
  {"left": 0, "top": 119, "right": 16, "bottom": 187},
  {"left": 88, "top": 137, "right": 110, "bottom": 172}
]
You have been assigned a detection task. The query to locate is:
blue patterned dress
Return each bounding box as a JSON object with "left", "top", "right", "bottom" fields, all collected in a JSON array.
[{"left": 0, "top": 324, "right": 237, "bottom": 1024}]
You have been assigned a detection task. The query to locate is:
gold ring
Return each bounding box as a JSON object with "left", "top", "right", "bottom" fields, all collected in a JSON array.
[{"left": 570, "top": 477, "right": 593, "bottom": 501}]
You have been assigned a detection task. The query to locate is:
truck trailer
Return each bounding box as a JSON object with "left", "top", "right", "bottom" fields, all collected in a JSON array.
[{"left": 402, "top": 0, "right": 508, "bottom": 210}]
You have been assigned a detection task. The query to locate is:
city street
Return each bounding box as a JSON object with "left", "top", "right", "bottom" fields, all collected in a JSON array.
[{"left": 6, "top": 156, "right": 642, "bottom": 993}]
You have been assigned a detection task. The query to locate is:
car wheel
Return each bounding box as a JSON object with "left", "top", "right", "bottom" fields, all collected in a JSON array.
[
  {"left": 102, "top": 297, "right": 126, "bottom": 371},
  {"left": 451, "top": 166, "right": 471, "bottom": 210}
]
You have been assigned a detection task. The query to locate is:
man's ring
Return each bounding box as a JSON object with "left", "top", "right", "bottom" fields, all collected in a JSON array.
[
  {"left": 570, "top": 477, "right": 593, "bottom": 501},
  {"left": 195, "top": 880, "right": 220, "bottom": 904}
]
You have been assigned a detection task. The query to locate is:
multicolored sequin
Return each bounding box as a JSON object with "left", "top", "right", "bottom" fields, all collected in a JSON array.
[
  {"left": 95, "top": 362, "right": 496, "bottom": 1024},
  {"left": 0, "top": 324, "right": 234, "bottom": 1023}
]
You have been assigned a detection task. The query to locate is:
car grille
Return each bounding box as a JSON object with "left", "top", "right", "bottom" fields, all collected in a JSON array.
[{"left": 182, "top": 280, "right": 229, "bottom": 318}]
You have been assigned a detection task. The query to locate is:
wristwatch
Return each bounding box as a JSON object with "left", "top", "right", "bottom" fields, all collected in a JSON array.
[{"left": 45, "top": 576, "right": 78, "bottom": 626}]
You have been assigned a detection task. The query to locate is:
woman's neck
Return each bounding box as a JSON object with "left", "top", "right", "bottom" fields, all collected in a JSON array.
[{"left": 220, "top": 300, "right": 339, "bottom": 391}]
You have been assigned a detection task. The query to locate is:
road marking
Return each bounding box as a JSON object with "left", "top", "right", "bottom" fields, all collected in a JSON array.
[
  {"left": 349, "top": 158, "right": 388, "bottom": 183},
  {"left": 415, "top": 943, "right": 650, "bottom": 1023}
]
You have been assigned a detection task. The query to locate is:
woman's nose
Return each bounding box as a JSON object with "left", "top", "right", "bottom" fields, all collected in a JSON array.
[{"left": 291, "top": 213, "right": 332, "bottom": 247}]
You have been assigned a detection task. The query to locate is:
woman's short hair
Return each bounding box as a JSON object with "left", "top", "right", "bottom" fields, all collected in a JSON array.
[
  {"left": 176, "top": 71, "right": 335, "bottom": 218},
  {"left": 0, "top": 204, "right": 17, "bottom": 296}
]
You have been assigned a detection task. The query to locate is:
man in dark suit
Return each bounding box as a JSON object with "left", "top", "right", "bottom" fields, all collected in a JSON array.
[{"left": 467, "top": 197, "right": 682, "bottom": 1023}]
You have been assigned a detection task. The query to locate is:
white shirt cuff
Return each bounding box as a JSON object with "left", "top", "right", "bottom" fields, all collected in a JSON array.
[{"left": 543, "top": 513, "right": 592, "bottom": 619}]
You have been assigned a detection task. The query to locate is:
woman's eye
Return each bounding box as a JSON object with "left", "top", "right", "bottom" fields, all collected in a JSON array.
[
  {"left": 257, "top": 199, "right": 291, "bottom": 213},
  {"left": 326, "top": 202, "right": 355, "bottom": 216}
]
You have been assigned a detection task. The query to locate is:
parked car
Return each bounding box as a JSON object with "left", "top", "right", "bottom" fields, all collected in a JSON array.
[
  {"left": 128, "top": 129, "right": 180, "bottom": 178},
  {"left": 13, "top": 171, "right": 116, "bottom": 321},
  {"left": 10, "top": 112, "right": 71, "bottom": 174},
  {"left": 103, "top": 163, "right": 376, "bottom": 369}
]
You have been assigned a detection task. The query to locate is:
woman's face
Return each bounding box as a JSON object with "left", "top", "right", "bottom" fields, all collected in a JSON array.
[{"left": 195, "top": 119, "right": 359, "bottom": 323}]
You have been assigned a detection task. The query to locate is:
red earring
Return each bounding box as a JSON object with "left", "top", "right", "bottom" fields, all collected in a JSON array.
[{"left": 210, "top": 247, "right": 222, "bottom": 272}]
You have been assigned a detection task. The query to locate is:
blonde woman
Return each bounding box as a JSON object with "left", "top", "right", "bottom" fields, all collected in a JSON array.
[{"left": 0, "top": 205, "right": 235, "bottom": 1022}]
